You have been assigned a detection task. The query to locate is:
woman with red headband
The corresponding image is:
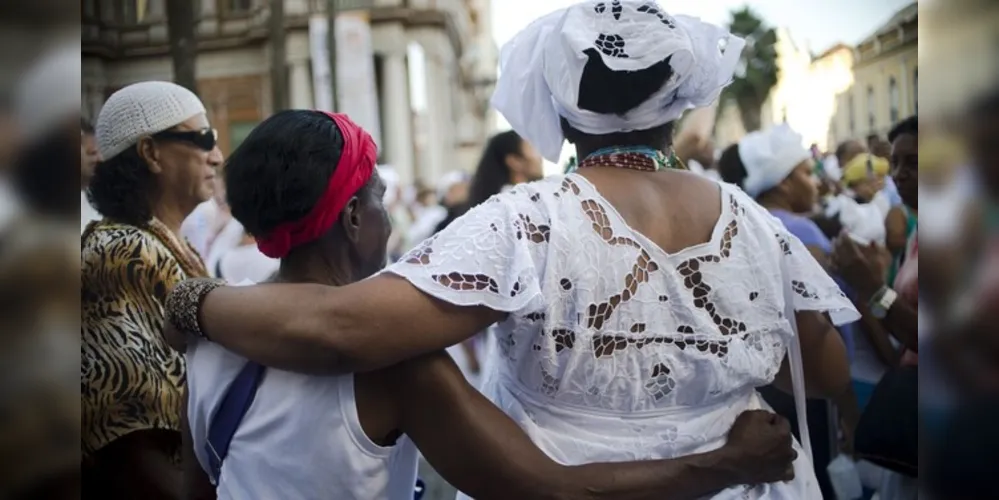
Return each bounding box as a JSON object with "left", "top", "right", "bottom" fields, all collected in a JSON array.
[
  {"left": 180, "top": 109, "right": 802, "bottom": 499},
  {"left": 172, "top": 3, "right": 857, "bottom": 498}
]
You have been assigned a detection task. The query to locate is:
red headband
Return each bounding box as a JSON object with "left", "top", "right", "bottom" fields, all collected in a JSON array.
[{"left": 256, "top": 111, "right": 377, "bottom": 259}]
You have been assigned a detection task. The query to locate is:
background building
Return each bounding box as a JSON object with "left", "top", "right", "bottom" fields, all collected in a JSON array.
[
  {"left": 81, "top": 0, "right": 498, "bottom": 185},
  {"left": 712, "top": 2, "right": 916, "bottom": 154},
  {"left": 829, "top": 2, "right": 917, "bottom": 146}
]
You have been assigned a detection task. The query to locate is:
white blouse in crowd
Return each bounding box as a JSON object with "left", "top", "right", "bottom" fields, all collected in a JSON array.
[
  {"left": 187, "top": 281, "right": 419, "bottom": 500},
  {"left": 217, "top": 244, "right": 280, "bottom": 284},
  {"left": 825, "top": 193, "right": 890, "bottom": 246},
  {"left": 182, "top": 200, "right": 222, "bottom": 258},
  {"left": 385, "top": 174, "right": 858, "bottom": 500}
]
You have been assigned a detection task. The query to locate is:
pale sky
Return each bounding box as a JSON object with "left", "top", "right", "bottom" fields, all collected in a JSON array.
[{"left": 489, "top": 0, "right": 914, "bottom": 172}]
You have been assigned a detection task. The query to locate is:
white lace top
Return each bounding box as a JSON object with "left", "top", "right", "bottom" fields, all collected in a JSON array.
[{"left": 386, "top": 174, "right": 858, "bottom": 499}]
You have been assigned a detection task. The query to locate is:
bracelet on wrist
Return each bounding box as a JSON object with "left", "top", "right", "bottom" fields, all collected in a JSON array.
[{"left": 167, "top": 277, "right": 226, "bottom": 339}]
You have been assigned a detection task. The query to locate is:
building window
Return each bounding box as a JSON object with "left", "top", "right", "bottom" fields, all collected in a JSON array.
[
  {"left": 867, "top": 86, "right": 876, "bottom": 132},
  {"left": 122, "top": 0, "right": 164, "bottom": 24},
  {"left": 229, "top": 121, "right": 258, "bottom": 152},
  {"left": 888, "top": 77, "right": 900, "bottom": 125},
  {"left": 913, "top": 68, "right": 918, "bottom": 114},
  {"left": 222, "top": 0, "right": 253, "bottom": 14},
  {"left": 848, "top": 93, "right": 856, "bottom": 136}
]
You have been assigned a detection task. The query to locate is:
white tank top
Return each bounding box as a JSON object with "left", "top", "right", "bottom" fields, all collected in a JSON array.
[{"left": 186, "top": 287, "right": 418, "bottom": 499}]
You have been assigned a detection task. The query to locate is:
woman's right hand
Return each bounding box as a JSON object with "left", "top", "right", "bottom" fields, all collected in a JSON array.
[{"left": 723, "top": 410, "right": 797, "bottom": 484}]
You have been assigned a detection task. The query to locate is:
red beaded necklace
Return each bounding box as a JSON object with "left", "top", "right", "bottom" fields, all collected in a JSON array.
[{"left": 575, "top": 146, "right": 684, "bottom": 173}]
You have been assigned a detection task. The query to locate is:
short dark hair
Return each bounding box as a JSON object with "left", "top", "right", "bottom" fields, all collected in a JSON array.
[
  {"left": 561, "top": 51, "right": 677, "bottom": 149},
  {"left": 835, "top": 140, "right": 859, "bottom": 165},
  {"left": 467, "top": 130, "right": 524, "bottom": 208},
  {"left": 887, "top": 115, "right": 918, "bottom": 143},
  {"left": 87, "top": 146, "right": 157, "bottom": 226},
  {"left": 717, "top": 143, "right": 747, "bottom": 189},
  {"left": 81, "top": 118, "right": 94, "bottom": 135},
  {"left": 13, "top": 126, "right": 79, "bottom": 217},
  {"left": 224, "top": 110, "right": 369, "bottom": 238}
]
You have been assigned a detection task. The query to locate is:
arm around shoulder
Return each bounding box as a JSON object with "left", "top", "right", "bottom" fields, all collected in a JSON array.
[{"left": 384, "top": 352, "right": 790, "bottom": 500}]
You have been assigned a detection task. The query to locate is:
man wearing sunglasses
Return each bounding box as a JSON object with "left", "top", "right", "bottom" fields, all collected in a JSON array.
[{"left": 82, "top": 81, "right": 224, "bottom": 498}]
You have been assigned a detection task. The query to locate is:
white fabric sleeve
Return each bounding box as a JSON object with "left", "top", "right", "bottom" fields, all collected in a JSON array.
[
  {"left": 384, "top": 196, "right": 545, "bottom": 315},
  {"left": 773, "top": 219, "right": 860, "bottom": 327}
]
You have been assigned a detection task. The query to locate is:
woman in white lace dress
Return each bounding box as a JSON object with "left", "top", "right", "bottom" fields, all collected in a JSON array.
[{"left": 167, "top": 2, "right": 856, "bottom": 498}]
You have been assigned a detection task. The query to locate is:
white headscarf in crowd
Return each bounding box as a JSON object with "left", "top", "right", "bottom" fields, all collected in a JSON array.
[
  {"left": 16, "top": 39, "right": 81, "bottom": 144},
  {"left": 436, "top": 170, "right": 468, "bottom": 202},
  {"left": 377, "top": 165, "right": 401, "bottom": 207},
  {"left": 491, "top": 0, "right": 745, "bottom": 162},
  {"left": 737, "top": 124, "right": 812, "bottom": 198}
]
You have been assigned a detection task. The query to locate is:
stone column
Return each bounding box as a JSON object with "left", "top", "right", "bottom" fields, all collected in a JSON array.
[
  {"left": 289, "top": 60, "right": 314, "bottom": 110},
  {"left": 381, "top": 51, "right": 415, "bottom": 184},
  {"left": 898, "top": 57, "right": 910, "bottom": 118}
]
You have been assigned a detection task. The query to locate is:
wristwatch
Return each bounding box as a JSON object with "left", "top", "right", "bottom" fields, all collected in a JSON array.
[{"left": 868, "top": 286, "right": 898, "bottom": 319}]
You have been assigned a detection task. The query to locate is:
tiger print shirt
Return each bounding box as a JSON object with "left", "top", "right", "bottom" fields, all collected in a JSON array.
[{"left": 81, "top": 219, "right": 206, "bottom": 458}]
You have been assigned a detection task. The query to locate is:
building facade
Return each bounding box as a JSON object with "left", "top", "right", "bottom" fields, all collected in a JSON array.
[
  {"left": 916, "top": 0, "right": 998, "bottom": 119},
  {"left": 829, "top": 3, "right": 917, "bottom": 147},
  {"left": 82, "top": 0, "right": 498, "bottom": 185},
  {"left": 715, "top": 3, "right": 917, "bottom": 154},
  {"left": 757, "top": 29, "right": 856, "bottom": 152}
]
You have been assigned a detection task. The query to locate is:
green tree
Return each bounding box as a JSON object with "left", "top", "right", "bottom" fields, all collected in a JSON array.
[{"left": 723, "top": 7, "right": 779, "bottom": 132}]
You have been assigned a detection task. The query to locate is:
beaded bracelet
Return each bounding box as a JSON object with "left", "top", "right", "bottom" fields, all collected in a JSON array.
[{"left": 166, "top": 277, "right": 227, "bottom": 339}]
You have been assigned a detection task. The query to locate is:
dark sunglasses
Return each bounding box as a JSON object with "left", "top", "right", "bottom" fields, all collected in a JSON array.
[{"left": 152, "top": 127, "right": 218, "bottom": 151}]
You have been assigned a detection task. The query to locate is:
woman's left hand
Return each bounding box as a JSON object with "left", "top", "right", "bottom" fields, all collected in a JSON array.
[{"left": 831, "top": 235, "right": 890, "bottom": 300}]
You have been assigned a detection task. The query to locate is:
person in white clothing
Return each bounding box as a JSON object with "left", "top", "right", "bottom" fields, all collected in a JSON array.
[
  {"left": 176, "top": 109, "right": 802, "bottom": 500},
  {"left": 169, "top": 3, "right": 858, "bottom": 499},
  {"left": 215, "top": 234, "right": 279, "bottom": 284},
  {"left": 181, "top": 171, "right": 234, "bottom": 261}
]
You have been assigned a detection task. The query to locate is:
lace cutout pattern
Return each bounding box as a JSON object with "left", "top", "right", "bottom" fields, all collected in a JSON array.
[
  {"left": 515, "top": 214, "right": 551, "bottom": 243},
  {"left": 385, "top": 177, "right": 859, "bottom": 414},
  {"left": 644, "top": 363, "right": 677, "bottom": 400},
  {"left": 578, "top": 198, "right": 661, "bottom": 329},
  {"left": 637, "top": 2, "right": 676, "bottom": 28},
  {"left": 405, "top": 234, "right": 437, "bottom": 265},
  {"left": 592, "top": 324, "right": 732, "bottom": 359},
  {"left": 776, "top": 233, "right": 792, "bottom": 255},
  {"left": 674, "top": 196, "right": 748, "bottom": 336},
  {"left": 594, "top": 0, "right": 623, "bottom": 20}
]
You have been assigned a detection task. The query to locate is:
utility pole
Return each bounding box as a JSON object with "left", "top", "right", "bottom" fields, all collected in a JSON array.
[
  {"left": 165, "top": 0, "right": 198, "bottom": 94},
  {"left": 269, "top": 0, "right": 288, "bottom": 111},
  {"left": 326, "top": 0, "right": 338, "bottom": 111}
]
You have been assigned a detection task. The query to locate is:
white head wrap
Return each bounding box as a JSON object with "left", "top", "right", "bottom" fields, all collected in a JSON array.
[
  {"left": 96, "top": 81, "right": 206, "bottom": 160},
  {"left": 737, "top": 124, "right": 812, "bottom": 198},
  {"left": 491, "top": 1, "right": 746, "bottom": 162},
  {"left": 16, "top": 40, "right": 81, "bottom": 143},
  {"left": 377, "top": 165, "right": 400, "bottom": 206},
  {"left": 436, "top": 171, "right": 468, "bottom": 201},
  {"left": 821, "top": 154, "right": 842, "bottom": 181}
]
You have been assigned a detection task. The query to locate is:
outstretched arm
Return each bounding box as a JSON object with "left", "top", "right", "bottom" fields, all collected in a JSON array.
[
  {"left": 189, "top": 275, "right": 503, "bottom": 374},
  {"left": 380, "top": 351, "right": 793, "bottom": 500}
]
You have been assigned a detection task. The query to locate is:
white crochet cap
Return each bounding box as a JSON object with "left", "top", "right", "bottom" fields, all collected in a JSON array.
[{"left": 96, "top": 81, "right": 206, "bottom": 159}]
